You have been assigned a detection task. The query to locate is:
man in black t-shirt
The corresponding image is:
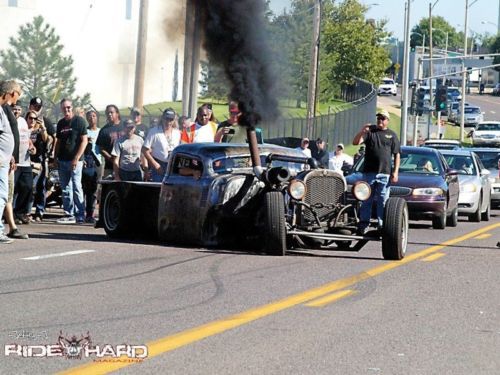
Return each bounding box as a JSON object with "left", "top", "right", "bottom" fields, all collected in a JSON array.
[
  {"left": 53, "top": 99, "right": 88, "bottom": 224},
  {"left": 96, "top": 104, "right": 123, "bottom": 178},
  {"left": 352, "top": 109, "right": 401, "bottom": 234}
]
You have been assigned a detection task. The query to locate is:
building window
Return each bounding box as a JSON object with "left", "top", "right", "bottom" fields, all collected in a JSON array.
[
  {"left": 125, "top": 0, "right": 132, "bottom": 20},
  {"left": 8, "top": 0, "right": 18, "bottom": 7}
]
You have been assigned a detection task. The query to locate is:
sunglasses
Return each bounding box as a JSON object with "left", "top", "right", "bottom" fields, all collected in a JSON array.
[
  {"left": 29, "top": 116, "right": 37, "bottom": 120},
  {"left": 63, "top": 106, "right": 72, "bottom": 110}
]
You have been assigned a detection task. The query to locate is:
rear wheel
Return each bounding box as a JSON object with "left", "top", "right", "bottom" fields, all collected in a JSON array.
[
  {"left": 263, "top": 191, "right": 287, "bottom": 256},
  {"left": 382, "top": 197, "right": 408, "bottom": 260},
  {"left": 102, "top": 187, "right": 128, "bottom": 238}
]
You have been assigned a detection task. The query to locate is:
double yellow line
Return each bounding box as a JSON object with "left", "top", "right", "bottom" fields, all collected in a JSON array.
[{"left": 59, "top": 223, "right": 500, "bottom": 375}]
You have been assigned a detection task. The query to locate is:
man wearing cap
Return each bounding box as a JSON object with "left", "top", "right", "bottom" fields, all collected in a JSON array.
[
  {"left": 130, "top": 107, "right": 148, "bottom": 139},
  {"left": 142, "top": 108, "right": 180, "bottom": 182},
  {"left": 353, "top": 109, "right": 401, "bottom": 234},
  {"left": 112, "top": 119, "right": 144, "bottom": 182},
  {"left": 328, "top": 143, "right": 353, "bottom": 172},
  {"left": 53, "top": 98, "right": 88, "bottom": 224},
  {"left": 295, "top": 137, "right": 312, "bottom": 158},
  {"left": 312, "top": 138, "right": 329, "bottom": 168}
]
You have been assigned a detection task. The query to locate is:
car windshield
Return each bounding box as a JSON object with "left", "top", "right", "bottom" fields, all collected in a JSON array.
[
  {"left": 451, "top": 103, "right": 459, "bottom": 109},
  {"left": 464, "top": 107, "right": 480, "bottom": 114},
  {"left": 353, "top": 151, "right": 442, "bottom": 175},
  {"left": 212, "top": 155, "right": 305, "bottom": 174},
  {"left": 476, "top": 123, "right": 500, "bottom": 131},
  {"left": 443, "top": 155, "right": 477, "bottom": 175},
  {"left": 382, "top": 79, "right": 394, "bottom": 85},
  {"left": 448, "top": 88, "right": 460, "bottom": 96},
  {"left": 473, "top": 151, "right": 500, "bottom": 169}
]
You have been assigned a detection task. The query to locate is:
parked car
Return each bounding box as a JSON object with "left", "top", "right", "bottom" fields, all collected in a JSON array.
[
  {"left": 440, "top": 150, "right": 491, "bottom": 221},
  {"left": 378, "top": 78, "right": 397, "bottom": 96},
  {"left": 455, "top": 105, "right": 484, "bottom": 127},
  {"left": 469, "top": 121, "right": 500, "bottom": 147},
  {"left": 98, "top": 143, "right": 409, "bottom": 259},
  {"left": 492, "top": 83, "right": 500, "bottom": 96},
  {"left": 447, "top": 87, "right": 462, "bottom": 101},
  {"left": 422, "top": 139, "right": 461, "bottom": 150},
  {"left": 346, "top": 146, "right": 459, "bottom": 229},
  {"left": 448, "top": 101, "right": 460, "bottom": 123},
  {"left": 469, "top": 148, "right": 500, "bottom": 208}
]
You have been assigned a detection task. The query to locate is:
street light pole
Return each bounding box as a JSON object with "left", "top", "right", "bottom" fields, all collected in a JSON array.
[
  {"left": 306, "top": 0, "right": 321, "bottom": 139},
  {"left": 401, "top": 0, "right": 412, "bottom": 145},
  {"left": 460, "top": 0, "right": 469, "bottom": 142}
]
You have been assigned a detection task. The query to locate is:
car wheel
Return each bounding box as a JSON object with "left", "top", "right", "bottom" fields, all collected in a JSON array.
[
  {"left": 446, "top": 206, "right": 458, "bottom": 227},
  {"left": 481, "top": 201, "right": 491, "bottom": 221},
  {"left": 468, "top": 196, "right": 482, "bottom": 222},
  {"left": 263, "top": 191, "right": 287, "bottom": 256},
  {"left": 382, "top": 197, "right": 408, "bottom": 260},
  {"left": 102, "top": 186, "right": 128, "bottom": 238}
]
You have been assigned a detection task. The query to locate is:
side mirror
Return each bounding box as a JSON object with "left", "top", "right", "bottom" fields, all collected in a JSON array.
[{"left": 446, "top": 168, "right": 459, "bottom": 176}]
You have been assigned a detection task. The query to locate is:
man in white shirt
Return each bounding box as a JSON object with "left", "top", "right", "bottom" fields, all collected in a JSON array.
[
  {"left": 328, "top": 143, "right": 353, "bottom": 172},
  {"left": 294, "top": 137, "right": 312, "bottom": 158}
]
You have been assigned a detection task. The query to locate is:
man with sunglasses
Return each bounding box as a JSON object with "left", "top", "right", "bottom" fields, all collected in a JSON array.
[{"left": 352, "top": 109, "right": 401, "bottom": 235}]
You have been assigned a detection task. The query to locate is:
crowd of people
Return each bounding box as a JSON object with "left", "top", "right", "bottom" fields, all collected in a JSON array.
[{"left": 0, "top": 80, "right": 255, "bottom": 243}]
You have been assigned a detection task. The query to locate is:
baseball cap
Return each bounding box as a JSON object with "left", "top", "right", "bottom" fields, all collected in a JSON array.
[
  {"left": 162, "top": 108, "right": 176, "bottom": 121},
  {"left": 30, "top": 97, "right": 43, "bottom": 107},
  {"left": 337, "top": 143, "right": 344, "bottom": 149},
  {"left": 130, "top": 107, "right": 142, "bottom": 116},
  {"left": 376, "top": 109, "right": 390, "bottom": 120}
]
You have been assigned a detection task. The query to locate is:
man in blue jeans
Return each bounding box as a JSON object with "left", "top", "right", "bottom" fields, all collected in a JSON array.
[
  {"left": 352, "top": 109, "right": 401, "bottom": 235},
  {"left": 53, "top": 99, "right": 88, "bottom": 224}
]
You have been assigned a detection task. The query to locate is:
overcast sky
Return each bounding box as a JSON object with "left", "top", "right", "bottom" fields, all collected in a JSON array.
[{"left": 268, "top": 0, "right": 498, "bottom": 40}]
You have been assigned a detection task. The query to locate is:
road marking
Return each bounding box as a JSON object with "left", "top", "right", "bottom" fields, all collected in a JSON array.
[
  {"left": 21, "top": 250, "right": 95, "bottom": 261},
  {"left": 421, "top": 252, "right": 446, "bottom": 262},
  {"left": 474, "top": 233, "right": 491, "bottom": 240},
  {"left": 304, "top": 290, "right": 357, "bottom": 307},
  {"left": 58, "top": 223, "right": 500, "bottom": 375},
  {"left": 490, "top": 111, "right": 496, "bottom": 114}
]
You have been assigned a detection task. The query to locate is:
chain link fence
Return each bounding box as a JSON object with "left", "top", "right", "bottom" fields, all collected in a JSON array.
[{"left": 260, "top": 78, "right": 377, "bottom": 151}]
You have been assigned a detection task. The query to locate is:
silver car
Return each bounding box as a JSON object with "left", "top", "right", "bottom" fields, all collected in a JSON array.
[
  {"left": 470, "top": 121, "right": 500, "bottom": 147},
  {"left": 441, "top": 150, "right": 491, "bottom": 221},
  {"left": 469, "top": 148, "right": 500, "bottom": 208},
  {"left": 455, "top": 105, "right": 484, "bottom": 127}
]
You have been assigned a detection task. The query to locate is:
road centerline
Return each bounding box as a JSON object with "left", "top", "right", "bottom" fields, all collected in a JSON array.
[{"left": 58, "top": 223, "right": 500, "bottom": 375}]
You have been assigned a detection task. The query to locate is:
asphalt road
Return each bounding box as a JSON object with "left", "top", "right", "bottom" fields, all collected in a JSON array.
[{"left": 1, "top": 208, "right": 499, "bottom": 374}]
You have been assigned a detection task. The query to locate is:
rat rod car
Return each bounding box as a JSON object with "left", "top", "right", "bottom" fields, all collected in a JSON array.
[{"left": 97, "top": 143, "right": 408, "bottom": 260}]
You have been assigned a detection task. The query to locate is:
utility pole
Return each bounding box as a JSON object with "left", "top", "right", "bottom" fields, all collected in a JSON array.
[
  {"left": 460, "top": 0, "right": 469, "bottom": 142},
  {"left": 429, "top": 3, "right": 434, "bottom": 109},
  {"left": 306, "top": 0, "right": 321, "bottom": 139},
  {"left": 182, "top": 0, "right": 201, "bottom": 118},
  {"left": 133, "top": 0, "right": 149, "bottom": 111},
  {"left": 400, "top": 0, "right": 411, "bottom": 145}
]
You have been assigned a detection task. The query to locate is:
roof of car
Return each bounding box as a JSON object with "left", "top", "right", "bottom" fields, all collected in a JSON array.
[
  {"left": 468, "top": 147, "right": 500, "bottom": 153},
  {"left": 439, "top": 149, "right": 475, "bottom": 156},
  {"left": 172, "top": 142, "right": 307, "bottom": 158}
]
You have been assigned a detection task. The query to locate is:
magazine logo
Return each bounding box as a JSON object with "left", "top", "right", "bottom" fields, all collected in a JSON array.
[{"left": 5, "top": 331, "right": 148, "bottom": 360}]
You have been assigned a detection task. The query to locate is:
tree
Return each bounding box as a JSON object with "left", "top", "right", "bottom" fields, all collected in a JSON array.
[
  {"left": 320, "top": 0, "right": 390, "bottom": 98},
  {"left": 410, "top": 16, "right": 462, "bottom": 51},
  {"left": 0, "top": 15, "right": 90, "bottom": 109},
  {"left": 198, "top": 61, "right": 230, "bottom": 101}
]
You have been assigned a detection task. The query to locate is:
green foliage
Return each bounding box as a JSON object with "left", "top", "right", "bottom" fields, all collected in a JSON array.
[
  {"left": 199, "top": 60, "right": 230, "bottom": 101},
  {"left": 410, "top": 16, "right": 462, "bottom": 50},
  {"left": 0, "top": 15, "right": 90, "bottom": 108},
  {"left": 489, "top": 35, "right": 500, "bottom": 72},
  {"left": 321, "top": 0, "right": 390, "bottom": 94}
]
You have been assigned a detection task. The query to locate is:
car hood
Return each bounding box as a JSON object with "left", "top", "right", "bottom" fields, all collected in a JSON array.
[
  {"left": 457, "top": 174, "right": 479, "bottom": 185},
  {"left": 347, "top": 172, "right": 445, "bottom": 188},
  {"left": 474, "top": 130, "right": 500, "bottom": 137}
]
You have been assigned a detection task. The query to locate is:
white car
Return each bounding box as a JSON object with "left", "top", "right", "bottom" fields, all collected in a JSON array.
[
  {"left": 455, "top": 105, "right": 484, "bottom": 127},
  {"left": 470, "top": 122, "right": 500, "bottom": 147},
  {"left": 378, "top": 78, "right": 397, "bottom": 96}
]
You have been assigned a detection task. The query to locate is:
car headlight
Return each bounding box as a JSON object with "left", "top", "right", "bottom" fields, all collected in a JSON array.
[
  {"left": 412, "top": 188, "right": 444, "bottom": 196},
  {"left": 460, "top": 183, "right": 477, "bottom": 193},
  {"left": 288, "top": 180, "right": 306, "bottom": 200},
  {"left": 352, "top": 181, "right": 371, "bottom": 201}
]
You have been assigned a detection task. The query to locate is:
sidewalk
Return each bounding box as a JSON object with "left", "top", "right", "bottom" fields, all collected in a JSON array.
[{"left": 377, "top": 96, "right": 401, "bottom": 118}]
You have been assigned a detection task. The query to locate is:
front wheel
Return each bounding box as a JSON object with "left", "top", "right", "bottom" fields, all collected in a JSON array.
[
  {"left": 382, "top": 197, "right": 408, "bottom": 260},
  {"left": 263, "top": 191, "right": 287, "bottom": 256},
  {"left": 469, "top": 196, "right": 482, "bottom": 222},
  {"left": 446, "top": 206, "right": 458, "bottom": 227},
  {"left": 481, "top": 201, "right": 491, "bottom": 221}
]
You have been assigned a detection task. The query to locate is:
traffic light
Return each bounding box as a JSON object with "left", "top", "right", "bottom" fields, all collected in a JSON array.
[
  {"left": 435, "top": 85, "right": 447, "bottom": 114},
  {"left": 416, "top": 87, "right": 426, "bottom": 115}
]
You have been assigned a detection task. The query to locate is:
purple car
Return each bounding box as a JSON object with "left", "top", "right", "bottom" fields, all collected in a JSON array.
[{"left": 346, "top": 146, "right": 460, "bottom": 229}]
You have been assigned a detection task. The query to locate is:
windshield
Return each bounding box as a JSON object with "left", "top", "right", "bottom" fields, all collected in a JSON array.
[
  {"left": 354, "top": 151, "right": 442, "bottom": 175},
  {"left": 443, "top": 155, "right": 477, "bottom": 175},
  {"left": 382, "top": 79, "right": 394, "bottom": 85},
  {"left": 473, "top": 151, "right": 500, "bottom": 169},
  {"left": 464, "top": 107, "right": 480, "bottom": 114},
  {"left": 476, "top": 123, "right": 500, "bottom": 131},
  {"left": 212, "top": 155, "right": 305, "bottom": 174},
  {"left": 448, "top": 88, "right": 460, "bottom": 96},
  {"left": 451, "top": 103, "right": 459, "bottom": 110}
]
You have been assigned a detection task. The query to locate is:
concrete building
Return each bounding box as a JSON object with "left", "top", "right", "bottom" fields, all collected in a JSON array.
[{"left": 0, "top": 0, "right": 185, "bottom": 108}]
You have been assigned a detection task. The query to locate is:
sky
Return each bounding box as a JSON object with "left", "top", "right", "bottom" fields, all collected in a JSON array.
[{"left": 268, "top": 0, "right": 498, "bottom": 40}]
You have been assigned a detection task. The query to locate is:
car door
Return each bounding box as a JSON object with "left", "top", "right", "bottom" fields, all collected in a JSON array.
[
  {"left": 440, "top": 153, "right": 459, "bottom": 212},
  {"left": 474, "top": 154, "right": 491, "bottom": 210}
]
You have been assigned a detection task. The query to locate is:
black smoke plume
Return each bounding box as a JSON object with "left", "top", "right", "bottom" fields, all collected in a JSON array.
[{"left": 198, "top": 0, "right": 279, "bottom": 126}]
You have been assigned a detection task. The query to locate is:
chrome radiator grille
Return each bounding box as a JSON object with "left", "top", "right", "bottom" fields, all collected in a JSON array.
[{"left": 300, "top": 173, "right": 345, "bottom": 224}]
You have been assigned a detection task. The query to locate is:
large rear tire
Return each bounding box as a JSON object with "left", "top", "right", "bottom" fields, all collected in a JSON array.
[
  {"left": 382, "top": 197, "right": 408, "bottom": 260},
  {"left": 102, "top": 187, "right": 128, "bottom": 238},
  {"left": 263, "top": 191, "right": 287, "bottom": 256}
]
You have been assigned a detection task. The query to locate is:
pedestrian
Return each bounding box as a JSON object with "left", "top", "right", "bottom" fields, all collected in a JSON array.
[
  {"left": 328, "top": 143, "right": 353, "bottom": 172},
  {"left": 313, "top": 138, "right": 329, "bottom": 168},
  {"left": 82, "top": 110, "right": 101, "bottom": 223},
  {"left": 130, "top": 107, "right": 148, "bottom": 139},
  {"left": 112, "top": 119, "right": 144, "bottom": 182},
  {"left": 53, "top": 99, "right": 88, "bottom": 224},
  {"left": 352, "top": 109, "right": 401, "bottom": 235},
  {"left": 0, "top": 80, "right": 23, "bottom": 243},
  {"left": 142, "top": 108, "right": 180, "bottom": 182},
  {"left": 295, "top": 137, "right": 312, "bottom": 158},
  {"left": 181, "top": 104, "right": 218, "bottom": 144},
  {"left": 96, "top": 104, "right": 123, "bottom": 179}
]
